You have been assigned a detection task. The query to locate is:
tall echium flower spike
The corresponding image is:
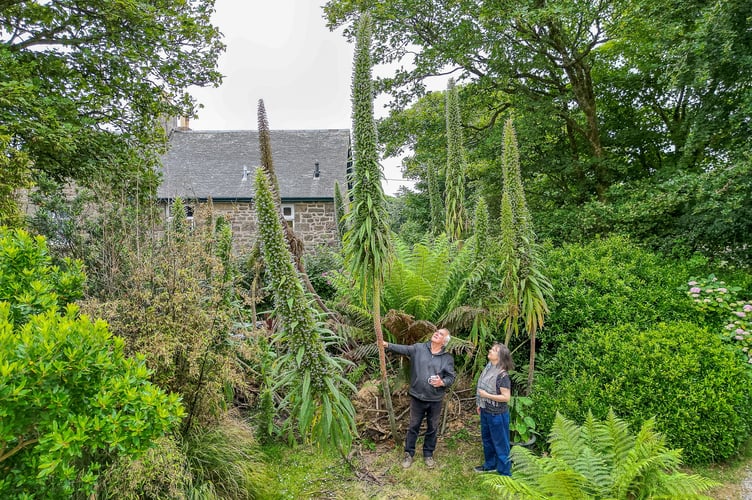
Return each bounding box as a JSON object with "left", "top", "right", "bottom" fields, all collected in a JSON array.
[
  {"left": 258, "top": 99, "right": 282, "bottom": 207},
  {"left": 334, "top": 180, "right": 346, "bottom": 244},
  {"left": 345, "top": 12, "right": 391, "bottom": 294},
  {"left": 444, "top": 78, "right": 467, "bottom": 241},
  {"left": 427, "top": 162, "right": 443, "bottom": 235},
  {"left": 344, "top": 12, "right": 398, "bottom": 440},
  {"left": 254, "top": 168, "right": 329, "bottom": 391},
  {"left": 501, "top": 118, "right": 533, "bottom": 248}
]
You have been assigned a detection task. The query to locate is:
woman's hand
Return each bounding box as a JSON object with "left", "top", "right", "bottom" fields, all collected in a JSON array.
[{"left": 478, "top": 389, "right": 488, "bottom": 398}]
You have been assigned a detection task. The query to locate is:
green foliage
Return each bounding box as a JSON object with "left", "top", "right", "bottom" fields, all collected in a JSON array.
[
  {"left": 84, "top": 200, "right": 245, "bottom": 432},
  {"left": 100, "top": 436, "right": 191, "bottom": 500},
  {"left": 0, "top": 227, "right": 84, "bottom": 326},
  {"left": 485, "top": 411, "right": 719, "bottom": 499},
  {"left": 444, "top": 79, "right": 467, "bottom": 241},
  {"left": 183, "top": 416, "right": 273, "bottom": 500},
  {"left": 0, "top": 304, "right": 183, "bottom": 498},
  {"left": 540, "top": 236, "right": 705, "bottom": 352},
  {"left": 303, "top": 245, "right": 343, "bottom": 303},
  {"left": 0, "top": 0, "right": 223, "bottom": 192},
  {"left": 687, "top": 275, "right": 752, "bottom": 366},
  {"left": 532, "top": 321, "right": 752, "bottom": 463},
  {"left": 255, "top": 168, "right": 356, "bottom": 452},
  {"left": 509, "top": 396, "right": 537, "bottom": 445},
  {"left": 427, "top": 162, "right": 443, "bottom": 235},
  {"left": 0, "top": 134, "right": 31, "bottom": 227}
]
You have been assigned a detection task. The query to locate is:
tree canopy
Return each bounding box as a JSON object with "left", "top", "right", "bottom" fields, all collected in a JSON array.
[{"left": 1, "top": 0, "right": 224, "bottom": 194}]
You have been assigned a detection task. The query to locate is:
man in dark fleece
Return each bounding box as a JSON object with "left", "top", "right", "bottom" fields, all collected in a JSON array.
[{"left": 383, "top": 328, "right": 456, "bottom": 469}]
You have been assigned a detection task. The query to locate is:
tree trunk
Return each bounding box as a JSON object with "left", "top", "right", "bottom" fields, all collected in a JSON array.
[{"left": 374, "top": 286, "right": 398, "bottom": 438}]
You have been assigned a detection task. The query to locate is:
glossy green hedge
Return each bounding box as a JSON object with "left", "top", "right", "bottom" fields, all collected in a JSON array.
[
  {"left": 540, "top": 235, "right": 706, "bottom": 353},
  {"left": 532, "top": 321, "right": 752, "bottom": 463}
]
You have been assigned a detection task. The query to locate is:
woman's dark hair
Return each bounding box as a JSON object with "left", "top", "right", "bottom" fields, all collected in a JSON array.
[{"left": 493, "top": 342, "right": 515, "bottom": 371}]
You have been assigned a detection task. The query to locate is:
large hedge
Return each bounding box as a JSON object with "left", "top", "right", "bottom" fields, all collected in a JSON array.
[
  {"left": 539, "top": 235, "right": 706, "bottom": 353},
  {"left": 531, "top": 321, "right": 752, "bottom": 463}
]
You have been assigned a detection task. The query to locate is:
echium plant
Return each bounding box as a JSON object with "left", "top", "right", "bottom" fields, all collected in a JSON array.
[
  {"left": 497, "top": 118, "right": 551, "bottom": 392},
  {"left": 334, "top": 180, "right": 346, "bottom": 244},
  {"left": 344, "top": 12, "right": 398, "bottom": 438},
  {"left": 254, "top": 168, "right": 356, "bottom": 451},
  {"left": 427, "top": 162, "right": 443, "bottom": 235},
  {"left": 444, "top": 78, "right": 467, "bottom": 241},
  {"left": 687, "top": 275, "right": 752, "bottom": 366}
]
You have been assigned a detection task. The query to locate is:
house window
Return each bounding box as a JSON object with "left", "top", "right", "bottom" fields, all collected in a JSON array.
[{"left": 282, "top": 204, "right": 294, "bottom": 230}]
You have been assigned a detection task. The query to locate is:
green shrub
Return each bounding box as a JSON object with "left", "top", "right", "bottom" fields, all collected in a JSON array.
[
  {"left": 303, "top": 245, "right": 342, "bottom": 302},
  {"left": 540, "top": 235, "right": 705, "bottom": 352},
  {"left": 532, "top": 321, "right": 752, "bottom": 463},
  {"left": 0, "top": 227, "right": 84, "bottom": 326},
  {"left": 0, "top": 304, "right": 184, "bottom": 498},
  {"left": 100, "top": 435, "right": 190, "bottom": 499}
]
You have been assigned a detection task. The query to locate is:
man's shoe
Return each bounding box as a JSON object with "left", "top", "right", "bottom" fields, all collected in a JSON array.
[
  {"left": 474, "top": 465, "right": 492, "bottom": 473},
  {"left": 424, "top": 456, "right": 436, "bottom": 469},
  {"left": 401, "top": 453, "right": 413, "bottom": 469}
]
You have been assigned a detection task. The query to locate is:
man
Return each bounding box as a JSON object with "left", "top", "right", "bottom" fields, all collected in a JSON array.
[{"left": 383, "top": 328, "right": 456, "bottom": 469}]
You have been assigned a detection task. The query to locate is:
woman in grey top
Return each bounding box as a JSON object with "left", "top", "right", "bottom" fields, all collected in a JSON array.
[{"left": 474, "top": 342, "right": 514, "bottom": 475}]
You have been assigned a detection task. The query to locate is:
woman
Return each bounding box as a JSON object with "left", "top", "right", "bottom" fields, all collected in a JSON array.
[{"left": 475, "top": 342, "right": 514, "bottom": 475}]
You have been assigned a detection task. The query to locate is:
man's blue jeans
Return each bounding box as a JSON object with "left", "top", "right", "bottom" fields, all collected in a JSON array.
[{"left": 480, "top": 409, "right": 511, "bottom": 475}]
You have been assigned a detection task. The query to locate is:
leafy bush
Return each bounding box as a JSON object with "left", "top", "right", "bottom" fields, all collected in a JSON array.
[
  {"left": 0, "top": 227, "right": 84, "bottom": 326},
  {"left": 0, "top": 304, "right": 184, "bottom": 497},
  {"left": 99, "top": 436, "right": 190, "bottom": 499},
  {"left": 532, "top": 321, "right": 752, "bottom": 463},
  {"left": 486, "top": 410, "right": 719, "bottom": 499},
  {"left": 540, "top": 235, "right": 705, "bottom": 353},
  {"left": 303, "top": 245, "right": 342, "bottom": 302}
]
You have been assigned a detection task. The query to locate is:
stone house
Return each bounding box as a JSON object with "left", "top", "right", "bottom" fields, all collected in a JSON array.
[{"left": 158, "top": 128, "right": 351, "bottom": 253}]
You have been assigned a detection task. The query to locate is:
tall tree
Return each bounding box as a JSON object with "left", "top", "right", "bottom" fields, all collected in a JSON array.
[
  {"left": 1, "top": 0, "right": 224, "bottom": 193},
  {"left": 444, "top": 79, "right": 467, "bottom": 241},
  {"left": 344, "top": 13, "right": 398, "bottom": 438}
]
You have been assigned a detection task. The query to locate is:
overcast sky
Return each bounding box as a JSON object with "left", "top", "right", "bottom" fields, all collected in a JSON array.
[{"left": 188, "top": 0, "right": 417, "bottom": 195}]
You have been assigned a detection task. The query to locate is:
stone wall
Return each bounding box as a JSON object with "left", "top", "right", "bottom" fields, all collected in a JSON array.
[{"left": 193, "top": 200, "right": 337, "bottom": 254}]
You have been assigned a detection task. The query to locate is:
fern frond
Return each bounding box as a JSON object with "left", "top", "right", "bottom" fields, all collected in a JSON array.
[{"left": 548, "top": 413, "right": 586, "bottom": 466}]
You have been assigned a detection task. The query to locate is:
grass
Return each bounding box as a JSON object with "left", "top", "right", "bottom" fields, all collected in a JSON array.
[
  {"left": 259, "top": 429, "right": 752, "bottom": 499},
  {"left": 261, "top": 429, "right": 495, "bottom": 499}
]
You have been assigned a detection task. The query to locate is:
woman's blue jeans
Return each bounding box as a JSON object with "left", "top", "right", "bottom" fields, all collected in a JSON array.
[{"left": 480, "top": 409, "right": 511, "bottom": 475}]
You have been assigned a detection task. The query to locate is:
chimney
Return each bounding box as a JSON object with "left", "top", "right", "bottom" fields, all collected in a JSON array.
[{"left": 178, "top": 116, "right": 191, "bottom": 130}]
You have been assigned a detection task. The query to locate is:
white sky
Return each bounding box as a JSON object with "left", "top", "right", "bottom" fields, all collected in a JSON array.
[{"left": 188, "top": 0, "right": 417, "bottom": 195}]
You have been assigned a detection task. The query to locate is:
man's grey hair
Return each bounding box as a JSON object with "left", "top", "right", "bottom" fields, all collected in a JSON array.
[{"left": 444, "top": 334, "right": 451, "bottom": 345}]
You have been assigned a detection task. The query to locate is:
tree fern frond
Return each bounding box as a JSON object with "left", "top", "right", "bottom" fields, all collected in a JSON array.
[
  {"left": 548, "top": 413, "right": 586, "bottom": 466},
  {"left": 484, "top": 474, "right": 548, "bottom": 500}
]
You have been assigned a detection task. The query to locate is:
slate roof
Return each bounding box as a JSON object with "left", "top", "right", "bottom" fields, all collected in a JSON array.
[{"left": 157, "top": 129, "right": 351, "bottom": 201}]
